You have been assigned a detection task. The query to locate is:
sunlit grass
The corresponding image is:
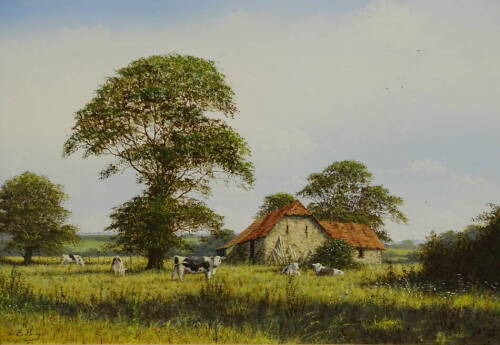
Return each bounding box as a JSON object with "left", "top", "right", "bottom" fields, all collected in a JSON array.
[{"left": 0, "top": 257, "right": 498, "bottom": 344}]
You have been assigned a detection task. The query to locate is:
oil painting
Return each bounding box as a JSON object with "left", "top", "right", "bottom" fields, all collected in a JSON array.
[{"left": 0, "top": 1, "right": 499, "bottom": 344}]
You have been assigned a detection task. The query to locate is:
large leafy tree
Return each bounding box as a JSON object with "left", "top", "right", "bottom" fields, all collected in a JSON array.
[
  {"left": 0, "top": 172, "right": 79, "bottom": 264},
  {"left": 63, "top": 54, "right": 254, "bottom": 268},
  {"left": 297, "top": 160, "right": 407, "bottom": 242},
  {"left": 255, "top": 192, "right": 295, "bottom": 218}
]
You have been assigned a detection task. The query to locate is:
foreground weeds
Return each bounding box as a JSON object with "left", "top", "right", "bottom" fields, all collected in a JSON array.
[{"left": 0, "top": 258, "right": 498, "bottom": 344}]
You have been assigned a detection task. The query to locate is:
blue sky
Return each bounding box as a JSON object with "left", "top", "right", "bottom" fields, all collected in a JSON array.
[
  {"left": 1, "top": 0, "right": 499, "bottom": 241},
  {"left": 0, "top": 0, "right": 369, "bottom": 33}
]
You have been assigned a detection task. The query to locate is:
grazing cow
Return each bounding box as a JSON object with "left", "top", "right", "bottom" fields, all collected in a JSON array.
[
  {"left": 282, "top": 262, "right": 301, "bottom": 275},
  {"left": 61, "top": 254, "right": 85, "bottom": 266},
  {"left": 171, "top": 255, "right": 223, "bottom": 281},
  {"left": 311, "top": 263, "right": 344, "bottom": 276},
  {"left": 111, "top": 256, "right": 126, "bottom": 276}
]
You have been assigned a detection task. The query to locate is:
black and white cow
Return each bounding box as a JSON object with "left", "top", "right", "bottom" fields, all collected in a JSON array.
[
  {"left": 311, "top": 263, "right": 344, "bottom": 276},
  {"left": 111, "top": 256, "right": 126, "bottom": 276},
  {"left": 171, "top": 255, "right": 223, "bottom": 281},
  {"left": 61, "top": 254, "right": 85, "bottom": 266},
  {"left": 282, "top": 262, "right": 301, "bottom": 275}
]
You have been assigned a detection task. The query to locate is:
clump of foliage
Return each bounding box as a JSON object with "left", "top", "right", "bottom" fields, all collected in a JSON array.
[
  {"left": 107, "top": 195, "right": 223, "bottom": 269},
  {"left": 64, "top": 54, "right": 254, "bottom": 269},
  {"left": 0, "top": 172, "right": 79, "bottom": 264},
  {"left": 255, "top": 193, "right": 295, "bottom": 218},
  {"left": 418, "top": 203, "right": 500, "bottom": 283},
  {"left": 309, "top": 238, "right": 358, "bottom": 269},
  {"left": 297, "top": 160, "right": 408, "bottom": 242}
]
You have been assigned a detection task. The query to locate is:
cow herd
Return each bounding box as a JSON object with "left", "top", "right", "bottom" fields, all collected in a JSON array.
[
  {"left": 60, "top": 254, "right": 126, "bottom": 275},
  {"left": 282, "top": 262, "right": 344, "bottom": 276},
  {"left": 60, "top": 254, "right": 344, "bottom": 279}
]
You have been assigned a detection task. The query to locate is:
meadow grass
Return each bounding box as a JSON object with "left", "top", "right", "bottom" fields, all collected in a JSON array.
[{"left": 0, "top": 257, "right": 498, "bottom": 344}]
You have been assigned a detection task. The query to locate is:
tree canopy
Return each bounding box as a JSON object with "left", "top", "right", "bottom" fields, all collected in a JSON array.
[
  {"left": 64, "top": 54, "right": 254, "bottom": 268},
  {"left": 63, "top": 54, "right": 254, "bottom": 197},
  {"left": 297, "top": 160, "right": 408, "bottom": 242},
  {"left": 255, "top": 192, "right": 295, "bottom": 218},
  {"left": 0, "top": 172, "right": 79, "bottom": 264}
]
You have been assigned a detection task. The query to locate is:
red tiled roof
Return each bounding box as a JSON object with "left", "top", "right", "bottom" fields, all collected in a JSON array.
[
  {"left": 319, "top": 221, "right": 385, "bottom": 250},
  {"left": 218, "top": 200, "right": 385, "bottom": 250},
  {"left": 218, "top": 200, "right": 311, "bottom": 249}
]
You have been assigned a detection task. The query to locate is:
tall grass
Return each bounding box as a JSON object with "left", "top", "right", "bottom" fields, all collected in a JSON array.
[{"left": 0, "top": 257, "right": 498, "bottom": 344}]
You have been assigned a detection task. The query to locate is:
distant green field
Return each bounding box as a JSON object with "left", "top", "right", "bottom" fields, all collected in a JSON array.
[
  {"left": 382, "top": 248, "right": 417, "bottom": 263},
  {"left": 1, "top": 235, "right": 207, "bottom": 257},
  {"left": 66, "top": 235, "right": 203, "bottom": 254},
  {"left": 65, "top": 235, "right": 113, "bottom": 253}
]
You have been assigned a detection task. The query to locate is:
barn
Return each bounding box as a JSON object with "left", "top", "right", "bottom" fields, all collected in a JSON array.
[{"left": 217, "top": 200, "right": 385, "bottom": 264}]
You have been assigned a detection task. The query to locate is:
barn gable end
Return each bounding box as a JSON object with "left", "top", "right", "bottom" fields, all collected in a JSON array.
[{"left": 263, "top": 215, "right": 330, "bottom": 264}]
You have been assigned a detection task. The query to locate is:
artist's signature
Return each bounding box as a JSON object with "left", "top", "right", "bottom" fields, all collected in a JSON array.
[{"left": 14, "top": 329, "right": 42, "bottom": 339}]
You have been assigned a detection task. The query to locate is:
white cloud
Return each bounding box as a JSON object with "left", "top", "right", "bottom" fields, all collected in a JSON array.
[{"left": 406, "top": 160, "right": 448, "bottom": 176}]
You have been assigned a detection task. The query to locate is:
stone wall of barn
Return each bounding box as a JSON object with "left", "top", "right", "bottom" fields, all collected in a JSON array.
[
  {"left": 262, "top": 215, "right": 330, "bottom": 264},
  {"left": 224, "top": 237, "right": 266, "bottom": 263},
  {"left": 224, "top": 215, "right": 383, "bottom": 265},
  {"left": 353, "top": 249, "right": 382, "bottom": 264}
]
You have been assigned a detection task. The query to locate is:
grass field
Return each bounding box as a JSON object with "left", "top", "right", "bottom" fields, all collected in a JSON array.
[
  {"left": 0, "top": 257, "right": 498, "bottom": 344},
  {"left": 66, "top": 237, "right": 111, "bottom": 253},
  {"left": 382, "top": 248, "right": 417, "bottom": 263}
]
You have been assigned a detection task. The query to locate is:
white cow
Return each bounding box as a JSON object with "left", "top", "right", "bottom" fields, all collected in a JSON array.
[
  {"left": 282, "top": 262, "right": 301, "bottom": 275},
  {"left": 311, "top": 263, "right": 344, "bottom": 276},
  {"left": 111, "top": 256, "right": 126, "bottom": 276},
  {"left": 171, "top": 255, "right": 223, "bottom": 281},
  {"left": 61, "top": 254, "right": 85, "bottom": 266}
]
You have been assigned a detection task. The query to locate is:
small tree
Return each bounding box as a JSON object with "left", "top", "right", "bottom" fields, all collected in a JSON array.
[
  {"left": 298, "top": 160, "right": 408, "bottom": 242},
  {"left": 107, "top": 194, "right": 223, "bottom": 269},
  {"left": 309, "top": 238, "right": 357, "bottom": 269},
  {"left": 255, "top": 192, "right": 295, "bottom": 218},
  {"left": 0, "top": 172, "right": 79, "bottom": 264}
]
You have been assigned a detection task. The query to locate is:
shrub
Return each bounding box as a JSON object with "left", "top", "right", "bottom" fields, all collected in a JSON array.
[
  {"left": 418, "top": 204, "right": 500, "bottom": 283},
  {"left": 309, "top": 238, "right": 358, "bottom": 269}
]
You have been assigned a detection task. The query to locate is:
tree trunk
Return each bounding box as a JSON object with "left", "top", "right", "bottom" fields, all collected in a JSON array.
[
  {"left": 23, "top": 247, "right": 34, "bottom": 265},
  {"left": 146, "top": 250, "right": 164, "bottom": 270}
]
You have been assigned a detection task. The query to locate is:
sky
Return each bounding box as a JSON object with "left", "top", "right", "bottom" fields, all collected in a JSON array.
[{"left": 1, "top": 0, "right": 499, "bottom": 241}]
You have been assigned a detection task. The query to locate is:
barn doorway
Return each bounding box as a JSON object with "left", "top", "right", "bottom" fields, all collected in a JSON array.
[{"left": 250, "top": 239, "right": 255, "bottom": 262}]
